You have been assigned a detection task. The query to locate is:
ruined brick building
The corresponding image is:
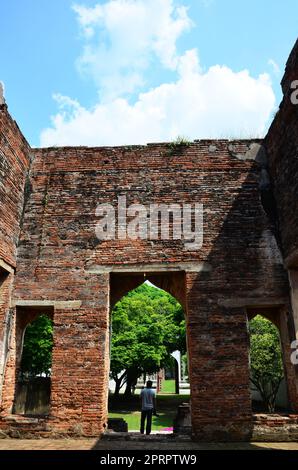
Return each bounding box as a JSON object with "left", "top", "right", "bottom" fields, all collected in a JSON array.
[{"left": 0, "top": 39, "right": 297, "bottom": 441}]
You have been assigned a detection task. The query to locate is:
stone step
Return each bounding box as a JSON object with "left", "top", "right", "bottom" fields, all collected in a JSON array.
[
  {"left": 0, "top": 414, "right": 51, "bottom": 436},
  {"left": 102, "top": 431, "right": 192, "bottom": 442},
  {"left": 4, "top": 415, "right": 48, "bottom": 424}
]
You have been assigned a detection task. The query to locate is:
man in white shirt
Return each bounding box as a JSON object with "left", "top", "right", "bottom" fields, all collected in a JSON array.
[{"left": 140, "top": 380, "right": 156, "bottom": 435}]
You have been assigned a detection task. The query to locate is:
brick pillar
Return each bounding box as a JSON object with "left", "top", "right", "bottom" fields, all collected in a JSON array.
[
  {"left": 50, "top": 304, "right": 110, "bottom": 437},
  {"left": 279, "top": 307, "right": 298, "bottom": 411},
  {"left": 0, "top": 308, "right": 18, "bottom": 416},
  {"left": 186, "top": 273, "right": 252, "bottom": 441},
  {"left": 0, "top": 270, "right": 15, "bottom": 412},
  {"left": 284, "top": 269, "right": 298, "bottom": 410}
]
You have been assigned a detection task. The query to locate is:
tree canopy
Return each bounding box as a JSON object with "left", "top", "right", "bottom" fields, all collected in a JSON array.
[
  {"left": 249, "top": 315, "right": 284, "bottom": 412},
  {"left": 110, "top": 282, "right": 185, "bottom": 396},
  {"left": 21, "top": 315, "right": 53, "bottom": 377}
]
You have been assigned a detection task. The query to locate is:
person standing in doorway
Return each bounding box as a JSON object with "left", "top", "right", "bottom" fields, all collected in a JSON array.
[{"left": 140, "top": 380, "right": 156, "bottom": 435}]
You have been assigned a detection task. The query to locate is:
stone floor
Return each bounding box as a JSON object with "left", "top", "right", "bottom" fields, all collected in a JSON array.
[{"left": 0, "top": 439, "right": 298, "bottom": 450}]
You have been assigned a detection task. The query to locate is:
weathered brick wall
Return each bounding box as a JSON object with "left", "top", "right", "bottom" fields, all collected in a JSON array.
[
  {"left": 50, "top": 302, "right": 110, "bottom": 436},
  {"left": 0, "top": 105, "right": 30, "bottom": 410},
  {"left": 15, "top": 140, "right": 288, "bottom": 278},
  {"left": 5, "top": 139, "right": 288, "bottom": 438},
  {"left": 0, "top": 269, "right": 14, "bottom": 404},
  {"left": 265, "top": 39, "right": 298, "bottom": 267},
  {"left": 0, "top": 105, "right": 31, "bottom": 268}
]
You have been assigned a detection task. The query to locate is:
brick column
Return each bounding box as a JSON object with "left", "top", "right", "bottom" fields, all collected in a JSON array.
[
  {"left": 284, "top": 270, "right": 298, "bottom": 410},
  {"left": 50, "top": 304, "right": 110, "bottom": 437},
  {"left": 279, "top": 307, "right": 298, "bottom": 411},
  {"left": 186, "top": 273, "right": 252, "bottom": 441},
  {"left": 0, "top": 270, "right": 15, "bottom": 412}
]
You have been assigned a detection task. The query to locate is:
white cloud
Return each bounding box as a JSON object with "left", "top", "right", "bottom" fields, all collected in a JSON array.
[
  {"left": 41, "top": 48, "right": 275, "bottom": 146},
  {"left": 40, "top": 0, "right": 276, "bottom": 147},
  {"left": 199, "top": 0, "right": 215, "bottom": 7},
  {"left": 72, "top": 0, "right": 193, "bottom": 98},
  {"left": 268, "top": 58, "right": 280, "bottom": 76}
]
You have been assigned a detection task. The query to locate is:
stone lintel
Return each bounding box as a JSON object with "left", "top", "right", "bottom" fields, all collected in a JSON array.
[
  {"left": 85, "top": 262, "right": 212, "bottom": 274},
  {"left": 0, "top": 258, "right": 14, "bottom": 274},
  {"left": 11, "top": 300, "right": 82, "bottom": 309},
  {"left": 218, "top": 297, "right": 288, "bottom": 308}
]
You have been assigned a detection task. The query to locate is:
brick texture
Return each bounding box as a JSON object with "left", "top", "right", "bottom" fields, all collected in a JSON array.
[
  {"left": 265, "top": 39, "right": 298, "bottom": 266},
  {"left": 5, "top": 139, "right": 288, "bottom": 439},
  {"left": 0, "top": 105, "right": 30, "bottom": 268},
  {"left": 0, "top": 104, "right": 30, "bottom": 420}
]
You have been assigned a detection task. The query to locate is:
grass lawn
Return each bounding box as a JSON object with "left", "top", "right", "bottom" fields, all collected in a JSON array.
[
  {"left": 108, "top": 393, "right": 190, "bottom": 432},
  {"left": 160, "top": 379, "right": 175, "bottom": 394},
  {"left": 108, "top": 411, "right": 174, "bottom": 431}
]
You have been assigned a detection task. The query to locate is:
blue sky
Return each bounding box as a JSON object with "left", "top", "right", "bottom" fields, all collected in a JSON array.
[{"left": 0, "top": 0, "right": 297, "bottom": 147}]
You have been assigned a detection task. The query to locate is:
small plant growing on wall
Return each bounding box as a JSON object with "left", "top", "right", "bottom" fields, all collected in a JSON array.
[{"left": 166, "top": 135, "right": 192, "bottom": 155}]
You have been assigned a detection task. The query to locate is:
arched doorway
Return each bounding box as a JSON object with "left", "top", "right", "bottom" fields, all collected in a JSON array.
[
  {"left": 247, "top": 308, "right": 289, "bottom": 414},
  {"left": 107, "top": 270, "right": 191, "bottom": 435}
]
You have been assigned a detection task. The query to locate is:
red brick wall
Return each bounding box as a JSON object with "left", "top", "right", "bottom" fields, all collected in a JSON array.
[
  {"left": 48, "top": 303, "right": 108, "bottom": 436},
  {"left": 265, "top": 39, "right": 298, "bottom": 267},
  {"left": 8, "top": 140, "right": 288, "bottom": 439},
  {"left": 0, "top": 269, "right": 14, "bottom": 405},
  {"left": 0, "top": 105, "right": 31, "bottom": 268},
  {"left": 0, "top": 105, "right": 30, "bottom": 411}
]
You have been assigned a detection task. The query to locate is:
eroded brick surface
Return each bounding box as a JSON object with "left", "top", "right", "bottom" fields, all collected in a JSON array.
[
  {"left": 0, "top": 105, "right": 30, "bottom": 268},
  {"left": 0, "top": 104, "right": 31, "bottom": 422}
]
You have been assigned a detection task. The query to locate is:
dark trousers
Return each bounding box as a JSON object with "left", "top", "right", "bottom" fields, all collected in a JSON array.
[{"left": 140, "top": 409, "right": 153, "bottom": 435}]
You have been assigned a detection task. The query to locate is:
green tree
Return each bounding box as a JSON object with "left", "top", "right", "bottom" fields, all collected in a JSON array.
[
  {"left": 110, "top": 283, "right": 185, "bottom": 397},
  {"left": 21, "top": 315, "right": 53, "bottom": 377},
  {"left": 249, "top": 315, "right": 284, "bottom": 412}
]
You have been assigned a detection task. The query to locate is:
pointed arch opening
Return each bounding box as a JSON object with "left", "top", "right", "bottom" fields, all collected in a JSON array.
[
  {"left": 108, "top": 271, "right": 191, "bottom": 435},
  {"left": 247, "top": 308, "right": 289, "bottom": 414}
]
